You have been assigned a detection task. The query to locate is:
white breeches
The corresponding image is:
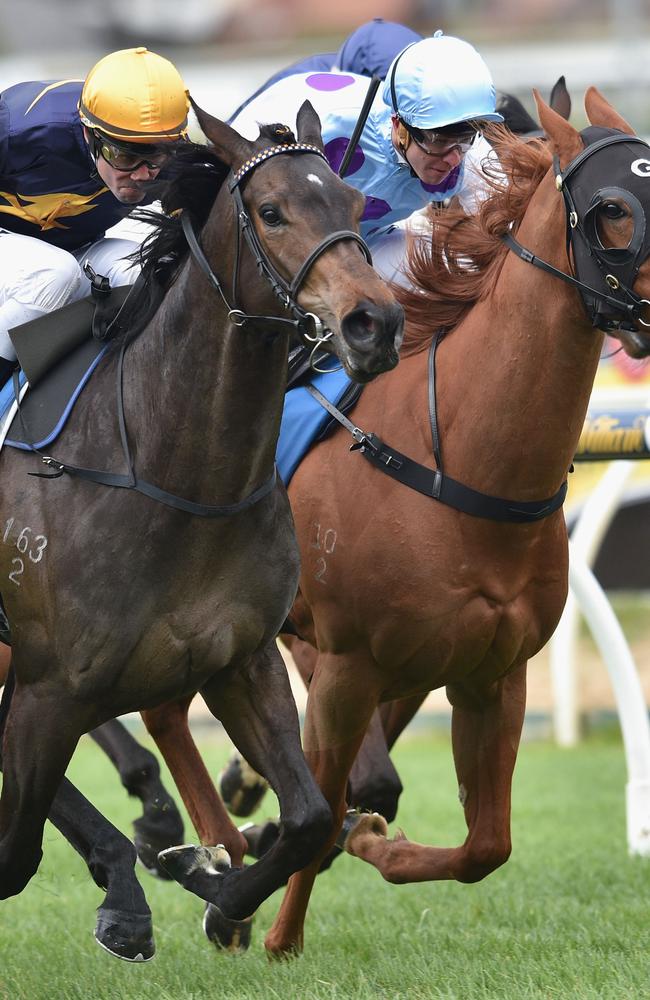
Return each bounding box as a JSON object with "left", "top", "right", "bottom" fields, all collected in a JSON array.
[{"left": 0, "top": 231, "right": 141, "bottom": 361}]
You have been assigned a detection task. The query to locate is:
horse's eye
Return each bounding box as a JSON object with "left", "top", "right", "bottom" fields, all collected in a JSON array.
[
  {"left": 260, "top": 205, "right": 281, "bottom": 226},
  {"left": 600, "top": 201, "right": 626, "bottom": 220}
]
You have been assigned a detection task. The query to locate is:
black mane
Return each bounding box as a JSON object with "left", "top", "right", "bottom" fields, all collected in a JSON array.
[{"left": 117, "top": 124, "right": 298, "bottom": 334}]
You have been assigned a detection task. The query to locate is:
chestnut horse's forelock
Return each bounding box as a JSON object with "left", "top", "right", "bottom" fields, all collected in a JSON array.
[{"left": 397, "top": 126, "right": 553, "bottom": 355}]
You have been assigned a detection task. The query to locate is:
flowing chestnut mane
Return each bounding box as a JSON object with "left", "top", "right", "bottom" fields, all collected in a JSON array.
[{"left": 397, "top": 125, "right": 553, "bottom": 356}]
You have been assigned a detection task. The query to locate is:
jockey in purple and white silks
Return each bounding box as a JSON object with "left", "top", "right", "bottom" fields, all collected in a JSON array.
[
  {"left": 230, "top": 32, "right": 503, "bottom": 256},
  {"left": 228, "top": 18, "right": 423, "bottom": 123}
]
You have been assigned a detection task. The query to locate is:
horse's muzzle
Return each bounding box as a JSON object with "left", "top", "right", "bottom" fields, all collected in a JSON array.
[
  {"left": 619, "top": 326, "right": 650, "bottom": 359},
  {"left": 340, "top": 301, "right": 404, "bottom": 381}
]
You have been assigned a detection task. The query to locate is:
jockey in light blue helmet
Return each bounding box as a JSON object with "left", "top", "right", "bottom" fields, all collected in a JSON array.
[
  {"left": 231, "top": 30, "right": 503, "bottom": 243},
  {"left": 384, "top": 31, "right": 503, "bottom": 166}
]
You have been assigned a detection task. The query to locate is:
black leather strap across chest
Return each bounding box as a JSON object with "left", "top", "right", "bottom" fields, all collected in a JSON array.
[{"left": 307, "top": 332, "right": 567, "bottom": 523}]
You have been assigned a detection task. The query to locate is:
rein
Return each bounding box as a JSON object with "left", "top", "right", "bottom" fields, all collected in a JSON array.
[
  {"left": 502, "top": 130, "right": 650, "bottom": 332},
  {"left": 28, "top": 139, "right": 371, "bottom": 518}
]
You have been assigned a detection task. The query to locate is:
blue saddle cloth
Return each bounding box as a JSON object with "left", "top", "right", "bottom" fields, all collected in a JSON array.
[
  {"left": 277, "top": 364, "right": 353, "bottom": 484},
  {"left": 0, "top": 346, "right": 107, "bottom": 450}
]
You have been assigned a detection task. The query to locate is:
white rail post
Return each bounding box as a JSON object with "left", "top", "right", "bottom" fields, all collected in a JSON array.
[
  {"left": 568, "top": 547, "right": 650, "bottom": 856},
  {"left": 550, "top": 461, "right": 635, "bottom": 745}
]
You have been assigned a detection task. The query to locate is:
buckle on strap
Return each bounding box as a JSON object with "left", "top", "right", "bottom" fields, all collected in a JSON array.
[{"left": 83, "top": 261, "right": 111, "bottom": 299}]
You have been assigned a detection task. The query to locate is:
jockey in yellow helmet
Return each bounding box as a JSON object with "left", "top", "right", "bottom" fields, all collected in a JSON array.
[{"left": 0, "top": 47, "right": 189, "bottom": 383}]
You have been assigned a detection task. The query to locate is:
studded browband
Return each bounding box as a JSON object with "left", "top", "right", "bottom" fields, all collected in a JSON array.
[{"left": 229, "top": 142, "right": 329, "bottom": 189}]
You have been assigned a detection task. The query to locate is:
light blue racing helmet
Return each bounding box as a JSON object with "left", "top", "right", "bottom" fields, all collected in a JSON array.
[{"left": 383, "top": 31, "right": 503, "bottom": 129}]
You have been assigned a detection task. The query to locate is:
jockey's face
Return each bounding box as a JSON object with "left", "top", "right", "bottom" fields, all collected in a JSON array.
[
  {"left": 391, "top": 116, "right": 466, "bottom": 186},
  {"left": 94, "top": 152, "right": 162, "bottom": 205},
  {"left": 84, "top": 128, "right": 164, "bottom": 205}
]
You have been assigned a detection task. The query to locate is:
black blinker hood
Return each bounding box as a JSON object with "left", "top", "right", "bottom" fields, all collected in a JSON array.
[{"left": 558, "top": 125, "right": 650, "bottom": 330}]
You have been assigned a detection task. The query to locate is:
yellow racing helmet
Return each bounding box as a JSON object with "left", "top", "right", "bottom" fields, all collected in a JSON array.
[{"left": 79, "top": 47, "right": 189, "bottom": 143}]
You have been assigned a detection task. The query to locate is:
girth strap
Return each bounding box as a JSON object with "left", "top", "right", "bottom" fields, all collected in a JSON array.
[
  {"left": 34, "top": 456, "right": 278, "bottom": 517},
  {"left": 27, "top": 335, "right": 279, "bottom": 519}
]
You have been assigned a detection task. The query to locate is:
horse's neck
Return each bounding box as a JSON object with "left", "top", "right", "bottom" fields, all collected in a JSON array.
[
  {"left": 410, "top": 174, "right": 603, "bottom": 500},
  {"left": 124, "top": 237, "right": 289, "bottom": 503}
]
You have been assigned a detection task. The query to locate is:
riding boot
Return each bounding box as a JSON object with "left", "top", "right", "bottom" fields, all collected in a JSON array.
[{"left": 0, "top": 356, "right": 17, "bottom": 388}]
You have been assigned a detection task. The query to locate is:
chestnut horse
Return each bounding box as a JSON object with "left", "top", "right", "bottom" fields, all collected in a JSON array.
[
  {"left": 124, "top": 86, "right": 650, "bottom": 958},
  {"left": 0, "top": 100, "right": 402, "bottom": 958},
  {"left": 259, "top": 88, "right": 650, "bottom": 955}
]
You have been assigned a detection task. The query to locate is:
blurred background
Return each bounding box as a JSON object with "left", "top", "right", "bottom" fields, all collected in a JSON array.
[{"left": 1, "top": 0, "right": 649, "bottom": 132}]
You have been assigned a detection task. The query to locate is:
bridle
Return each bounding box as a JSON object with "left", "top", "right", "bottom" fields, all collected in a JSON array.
[
  {"left": 180, "top": 141, "right": 372, "bottom": 358},
  {"left": 27, "top": 141, "right": 374, "bottom": 516},
  {"left": 503, "top": 127, "right": 650, "bottom": 333}
]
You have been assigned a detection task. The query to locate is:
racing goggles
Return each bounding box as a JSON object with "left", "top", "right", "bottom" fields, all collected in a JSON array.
[
  {"left": 401, "top": 120, "right": 477, "bottom": 156},
  {"left": 96, "top": 135, "right": 174, "bottom": 172}
]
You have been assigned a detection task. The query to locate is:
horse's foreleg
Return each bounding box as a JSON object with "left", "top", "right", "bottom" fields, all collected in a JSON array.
[
  {"left": 0, "top": 675, "right": 154, "bottom": 960},
  {"left": 143, "top": 696, "right": 259, "bottom": 951},
  {"left": 265, "top": 653, "right": 380, "bottom": 957},
  {"left": 90, "top": 717, "right": 185, "bottom": 877},
  {"left": 341, "top": 663, "right": 527, "bottom": 885},
  {"left": 141, "top": 698, "right": 247, "bottom": 865},
  {"left": 347, "top": 708, "right": 404, "bottom": 821},
  {"left": 0, "top": 681, "right": 81, "bottom": 897},
  {"left": 48, "top": 774, "right": 155, "bottom": 961},
  {"left": 158, "top": 640, "right": 333, "bottom": 924},
  {"left": 287, "top": 635, "right": 408, "bottom": 820}
]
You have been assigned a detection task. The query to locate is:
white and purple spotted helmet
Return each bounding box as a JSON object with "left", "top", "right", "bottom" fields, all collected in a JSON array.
[{"left": 383, "top": 31, "right": 503, "bottom": 130}]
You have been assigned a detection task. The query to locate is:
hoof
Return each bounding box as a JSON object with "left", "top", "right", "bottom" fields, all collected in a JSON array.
[
  {"left": 336, "top": 809, "right": 388, "bottom": 853},
  {"left": 158, "top": 843, "right": 231, "bottom": 888},
  {"left": 238, "top": 820, "right": 280, "bottom": 859},
  {"left": 94, "top": 907, "right": 155, "bottom": 962},
  {"left": 219, "top": 754, "right": 269, "bottom": 816},
  {"left": 203, "top": 903, "right": 253, "bottom": 952},
  {"left": 134, "top": 799, "right": 185, "bottom": 879}
]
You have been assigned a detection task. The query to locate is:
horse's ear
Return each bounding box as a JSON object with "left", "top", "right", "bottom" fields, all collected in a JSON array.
[
  {"left": 549, "top": 76, "right": 571, "bottom": 122},
  {"left": 296, "top": 100, "right": 324, "bottom": 151},
  {"left": 584, "top": 86, "right": 635, "bottom": 134},
  {"left": 533, "top": 88, "right": 583, "bottom": 167},
  {"left": 190, "top": 97, "right": 252, "bottom": 167}
]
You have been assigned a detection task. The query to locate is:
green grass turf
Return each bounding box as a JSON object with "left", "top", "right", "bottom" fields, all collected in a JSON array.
[{"left": 2, "top": 731, "right": 650, "bottom": 1000}]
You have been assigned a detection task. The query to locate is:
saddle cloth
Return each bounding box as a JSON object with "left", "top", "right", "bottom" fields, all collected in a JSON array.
[
  {"left": 277, "top": 363, "right": 354, "bottom": 483},
  {"left": 0, "top": 341, "right": 356, "bottom": 486}
]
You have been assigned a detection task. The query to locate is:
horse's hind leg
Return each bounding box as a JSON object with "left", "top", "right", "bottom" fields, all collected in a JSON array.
[
  {"left": 340, "top": 662, "right": 527, "bottom": 885},
  {"left": 141, "top": 696, "right": 253, "bottom": 951},
  {"left": 90, "top": 718, "right": 185, "bottom": 878},
  {"left": 141, "top": 697, "right": 247, "bottom": 864},
  {"left": 158, "top": 640, "right": 333, "bottom": 924}
]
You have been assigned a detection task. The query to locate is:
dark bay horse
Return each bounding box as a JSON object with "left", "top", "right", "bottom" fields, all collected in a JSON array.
[
  {"left": 126, "top": 87, "right": 650, "bottom": 956},
  {"left": 0, "top": 100, "right": 402, "bottom": 958}
]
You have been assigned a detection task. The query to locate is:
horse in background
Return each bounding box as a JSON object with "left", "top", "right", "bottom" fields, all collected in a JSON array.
[{"left": 0, "top": 100, "right": 402, "bottom": 959}]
